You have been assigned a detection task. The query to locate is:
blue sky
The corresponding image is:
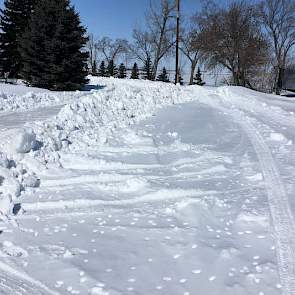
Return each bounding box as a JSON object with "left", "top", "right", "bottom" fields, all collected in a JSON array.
[{"left": 0, "top": 0, "right": 201, "bottom": 39}]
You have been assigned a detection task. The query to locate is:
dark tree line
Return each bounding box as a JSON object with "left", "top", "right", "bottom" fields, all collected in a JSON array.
[
  {"left": 94, "top": 58, "right": 178, "bottom": 83},
  {"left": 0, "top": 0, "right": 88, "bottom": 90}
]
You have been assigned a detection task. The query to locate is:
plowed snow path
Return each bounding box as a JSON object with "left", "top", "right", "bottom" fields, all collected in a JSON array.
[
  {"left": 202, "top": 93, "right": 295, "bottom": 295},
  {"left": 0, "top": 86, "right": 288, "bottom": 294}
]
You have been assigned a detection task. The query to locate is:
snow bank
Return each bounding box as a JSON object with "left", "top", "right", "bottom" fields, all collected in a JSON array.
[
  {"left": 0, "top": 78, "right": 196, "bottom": 219},
  {"left": 0, "top": 84, "right": 83, "bottom": 113},
  {"left": 31, "top": 78, "right": 194, "bottom": 162}
]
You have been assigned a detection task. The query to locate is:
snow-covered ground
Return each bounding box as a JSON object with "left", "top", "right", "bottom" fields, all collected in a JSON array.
[{"left": 0, "top": 77, "right": 295, "bottom": 294}]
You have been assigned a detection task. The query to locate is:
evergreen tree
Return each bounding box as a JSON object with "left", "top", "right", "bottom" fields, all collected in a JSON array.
[
  {"left": 142, "top": 56, "right": 153, "bottom": 80},
  {"left": 118, "top": 63, "right": 127, "bottom": 79},
  {"left": 194, "top": 67, "right": 205, "bottom": 86},
  {"left": 130, "top": 62, "right": 139, "bottom": 79},
  {"left": 107, "top": 59, "right": 117, "bottom": 77},
  {"left": 0, "top": 0, "right": 36, "bottom": 78},
  {"left": 20, "top": 0, "right": 89, "bottom": 90},
  {"left": 157, "top": 67, "right": 170, "bottom": 83},
  {"left": 178, "top": 69, "right": 184, "bottom": 85},
  {"left": 98, "top": 61, "right": 106, "bottom": 77}
]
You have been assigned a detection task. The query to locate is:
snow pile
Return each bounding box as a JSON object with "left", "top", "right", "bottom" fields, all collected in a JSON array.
[
  {"left": 12, "top": 128, "right": 37, "bottom": 154},
  {"left": 0, "top": 85, "right": 83, "bottom": 112},
  {"left": 0, "top": 78, "right": 196, "bottom": 218},
  {"left": 31, "top": 78, "right": 193, "bottom": 161},
  {"left": 0, "top": 153, "right": 39, "bottom": 220}
]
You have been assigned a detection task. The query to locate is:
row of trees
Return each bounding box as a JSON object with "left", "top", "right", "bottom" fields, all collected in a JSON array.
[
  {"left": 87, "top": 0, "right": 295, "bottom": 94},
  {"left": 95, "top": 58, "right": 204, "bottom": 85},
  {"left": 0, "top": 0, "right": 294, "bottom": 92},
  {"left": 0, "top": 0, "right": 88, "bottom": 90}
]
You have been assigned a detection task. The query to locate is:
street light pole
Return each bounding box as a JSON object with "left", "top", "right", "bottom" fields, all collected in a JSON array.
[{"left": 175, "top": 0, "right": 180, "bottom": 85}]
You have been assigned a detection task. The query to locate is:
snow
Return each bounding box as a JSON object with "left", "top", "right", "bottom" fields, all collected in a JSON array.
[
  {"left": 12, "top": 128, "right": 37, "bottom": 153},
  {"left": 0, "top": 77, "right": 294, "bottom": 294}
]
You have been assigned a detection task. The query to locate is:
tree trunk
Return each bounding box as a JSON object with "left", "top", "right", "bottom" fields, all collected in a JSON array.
[
  {"left": 232, "top": 71, "right": 240, "bottom": 86},
  {"left": 189, "top": 62, "right": 197, "bottom": 85},
  {"left": 275, "top": 67, "right": 285, "bottom": 95}
]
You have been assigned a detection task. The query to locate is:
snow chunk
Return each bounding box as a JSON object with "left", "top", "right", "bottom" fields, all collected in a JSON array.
[
  {"left": 13, "top": 128, "right": 37, "bottom": 153},
  {"left": 269, "top": 132, "right": 286, "bottom": 142}
]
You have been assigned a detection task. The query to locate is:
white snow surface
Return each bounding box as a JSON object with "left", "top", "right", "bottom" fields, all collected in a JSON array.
[{"left": 0, "top": 77, "right": 295, "bottom": 294}]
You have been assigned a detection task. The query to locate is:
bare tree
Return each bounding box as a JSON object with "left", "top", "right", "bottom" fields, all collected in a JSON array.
[
  {"left": 86, "top": 33, "right": 98, "bottom": 75},
  {"left": 180, "top": 21, "right": 204, "bottom": 85},
  {"left": 131, "top": 0, "right": 176, "bottom": 80},
  {"left": 260, "top": 0, "right": 295, "bottom": 94},
  {"left": 96, "top": 37, "right": 129, "bottom": 63},
  {"left": 199, "top": 1, "right": 269, "bottom": 87},
  {"left": 129, "top": 28, "right": 154, "bottom": 64}
]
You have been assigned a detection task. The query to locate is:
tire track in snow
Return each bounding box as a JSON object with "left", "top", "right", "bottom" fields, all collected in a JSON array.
[
  {"left": 201, "top": 94, "right": 295, "bottom": 294},
  {"left": 238, "top": 114, "right": 295, "bottom": 295}
]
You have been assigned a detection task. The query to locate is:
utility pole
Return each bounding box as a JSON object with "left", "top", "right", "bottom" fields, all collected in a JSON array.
[{"left": 175, "top": 0, "right": 180, "bottom": 85}]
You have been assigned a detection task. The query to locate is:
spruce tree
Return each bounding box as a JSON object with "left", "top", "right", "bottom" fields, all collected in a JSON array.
[
  {"left": 107, "top": 60, "right": 117, "bottom": 77},
  {"left": 194, "top": 67, "right": 205, "bottom": 86},
  {"left": 118, "top": 63, "right": 127, "bottom": 79},
  {"left": 0, "top": 0, "right": 36, "bottom": 78},
  {"left": 98, "top": 61, "right": 106, "bottom": 77},
  {"left": 157, "top": 67, "right": 170, "bottom": 83},
  {"left": 20, "top": 0, "right": 89, "bottom": 90},
  {"left": 130, "top": 62, "right": 139, "bottom": 79},
  {"left": 142, "top": 56, "right": 153, "bottom": 80}
]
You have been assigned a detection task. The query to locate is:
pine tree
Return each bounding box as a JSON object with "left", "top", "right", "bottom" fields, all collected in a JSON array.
[
  {"left": 130, "top": 62, "right": 139, "bottom": 79},
  {"left": 98, "top": 61, "right": 106, "bottom": 77},
  {"left": 178, "top": 70, "right": 184, "bottom": 85},
  {"left": 194, "top": 67, "right": 205, "bottom": 86},
  {"left": 157, "top": 67, "right": 170, "bottom": 83},
  {"left": 118, "top": 63, "right": 127, "bottom": 79},
  {"left": 20, "top": 0, "right": 89, "bottom": 90},
  {"left": 0, "top": 0, "right": 36, "bottom": 78},
  {"left": 142, "top": 56, "right": 153, "bottom": 80},
  {"left": 107, "top": 60, "right": 117, "bottom": 77}
]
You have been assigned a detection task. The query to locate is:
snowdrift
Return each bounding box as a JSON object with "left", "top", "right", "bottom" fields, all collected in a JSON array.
[{"left": 31, "top": 78, "right": 195, "bottom": 161}]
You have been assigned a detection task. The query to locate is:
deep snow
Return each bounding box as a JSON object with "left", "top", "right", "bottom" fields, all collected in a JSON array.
[{"left": 0, "top": 77, "right": 294, "bottom": 294}]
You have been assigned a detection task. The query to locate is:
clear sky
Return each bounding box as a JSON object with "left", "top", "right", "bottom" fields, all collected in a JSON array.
[{"left": 0, "top": 0, "right": 201, "bottom": 40}]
